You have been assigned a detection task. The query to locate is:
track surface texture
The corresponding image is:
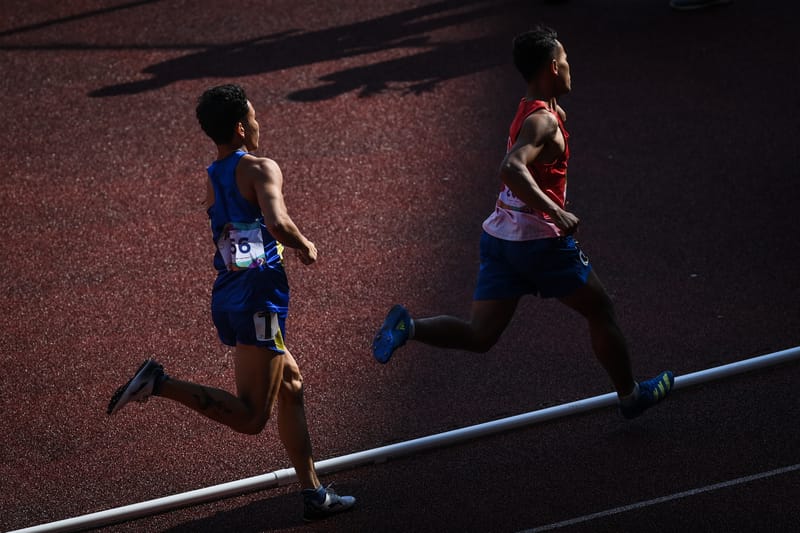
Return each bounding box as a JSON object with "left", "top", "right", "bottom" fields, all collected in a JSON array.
[{"left": 1, "top": 1, "right": 799, "bottom": 532}]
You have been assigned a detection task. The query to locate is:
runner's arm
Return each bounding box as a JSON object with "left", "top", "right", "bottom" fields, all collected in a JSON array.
[
  {"left": 498, "top": 112, "right": 579, "bottom": 234},
  {"left": 248, "top": 158, "right": 317, "bottom": 264},
  {"left": 203, "top": 178, "right": 214, "bottom": 211}
]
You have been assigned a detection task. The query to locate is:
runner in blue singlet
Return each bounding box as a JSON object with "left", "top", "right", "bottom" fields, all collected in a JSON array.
[
  {"left": 207, "top": 148, "right": 290, "bottom": 352},
  {"left": 108, "top": 84, "right": 355, "bottom": 522}
]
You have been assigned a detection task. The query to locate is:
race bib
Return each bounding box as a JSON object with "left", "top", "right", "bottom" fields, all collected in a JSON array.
[
  {"left": 253, "top": 310, "right": 286, "bottom": 351},
  {"left": 217, "top": 222, "right": 267, "bottom": 271}
]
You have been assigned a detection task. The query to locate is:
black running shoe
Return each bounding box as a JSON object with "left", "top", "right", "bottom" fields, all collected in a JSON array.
[{"left": 107, "top": 359, "right": 164, "bottom": 415}]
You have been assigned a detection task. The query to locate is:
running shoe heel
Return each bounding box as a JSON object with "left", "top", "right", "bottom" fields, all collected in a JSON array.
[{"left": 620, "top": 370, "right": 674, "bottom": 419}]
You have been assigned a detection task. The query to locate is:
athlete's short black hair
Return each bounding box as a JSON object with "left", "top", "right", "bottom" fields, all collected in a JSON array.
[
  {"left": 512, "top": 26, "right": 560, "bottom": 82},
  {"left": 196, "top": 84, "right": 250, "bottom": 144}
]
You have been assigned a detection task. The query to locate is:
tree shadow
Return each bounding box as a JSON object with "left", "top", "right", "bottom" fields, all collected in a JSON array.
[
  {"left": 88, "top": 0, "right": 512, "bottom": 100},
  {"left": 287, "top": 33, "right": 505, "bottom": 101}
]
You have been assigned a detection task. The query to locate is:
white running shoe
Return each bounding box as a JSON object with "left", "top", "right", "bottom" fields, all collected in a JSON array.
[{"left": 302, "top": 485, "right": 356, "bottom": 522}]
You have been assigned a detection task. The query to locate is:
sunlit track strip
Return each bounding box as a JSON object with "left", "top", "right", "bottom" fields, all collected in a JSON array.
[{"left": 10, "top": 346, "right": 800, "bottom": 533}]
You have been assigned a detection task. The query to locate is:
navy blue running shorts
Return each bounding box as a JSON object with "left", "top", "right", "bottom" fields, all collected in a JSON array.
[
  {"left": 474, "top": 232, "right": 592, "bottom": 300},
  {"left": 211, "top": 308, "right": 288, "bottom": 353}
]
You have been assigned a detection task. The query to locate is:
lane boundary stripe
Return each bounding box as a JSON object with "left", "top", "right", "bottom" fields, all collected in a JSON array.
[{"left": 518, "top": 463, "right": 800, "bottom": 532}]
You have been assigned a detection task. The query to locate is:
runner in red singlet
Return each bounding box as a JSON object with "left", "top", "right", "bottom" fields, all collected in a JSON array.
[{"left": 373, "top": 26, "right": 674, "bottom": 420}]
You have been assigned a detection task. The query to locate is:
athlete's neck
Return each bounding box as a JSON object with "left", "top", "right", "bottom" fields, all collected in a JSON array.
[
  {"left": 524, "top": 91, "right": 557, "bottom": 111},
  {"left": 215, "top": 143, "right": 247, "bottom": 161}
]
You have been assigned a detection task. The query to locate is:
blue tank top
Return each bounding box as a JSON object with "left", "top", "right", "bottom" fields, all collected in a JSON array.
[{"left": 207, "top": 150, "right": 288, "bottom": 312}]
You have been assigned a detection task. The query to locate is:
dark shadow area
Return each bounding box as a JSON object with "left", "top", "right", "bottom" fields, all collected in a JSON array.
[
  {"left": 155, "top": 486, "right": 357, "bottom": 533},
  {"left": 0, "top": 0, "right": 162, "bottom": 38},
  {"left": 287, "top": 33, "right": 505, "bottom": 101},
  {"left": 88, "top": 0, "right": 512, "bottom": 100},
  {"left": 156, "top": 493, "right": 300, "bottom": 532}
]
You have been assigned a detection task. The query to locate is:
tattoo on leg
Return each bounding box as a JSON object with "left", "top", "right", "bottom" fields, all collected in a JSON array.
[{"left": 192, "top": 388, "right": 232, "bottom": 414}]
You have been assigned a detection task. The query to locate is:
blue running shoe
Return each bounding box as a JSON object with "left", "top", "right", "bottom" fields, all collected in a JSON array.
[
  {"left": 372, "top": 304, "right": 411, "bottom": 364},
  {"left": 620, "top": 370, "right": 675, "bottom": 419}
]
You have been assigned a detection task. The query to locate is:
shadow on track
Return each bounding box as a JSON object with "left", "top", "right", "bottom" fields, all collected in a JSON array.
[
  {"left": 87, "top": 0, "right": 511, "bottom": 100},
  {"left": 0, "top": 0, "right": 163, "bottom": 38}
]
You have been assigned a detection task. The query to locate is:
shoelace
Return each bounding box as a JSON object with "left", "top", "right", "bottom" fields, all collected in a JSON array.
[
  {"left": 305, "top": 483, "right": 338, "bottom": 505},
  {"left": 322, "top": 483, "right": 339, "bottom": 498}
]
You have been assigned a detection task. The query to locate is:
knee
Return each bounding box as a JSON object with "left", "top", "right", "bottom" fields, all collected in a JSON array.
[
  {"left": 281, "top": 372, "right": 305, "bottom": 403},
  {"left": 594, "top": 295, "right": 617, "bottom": 323},
  {"left": 579, "top": 291, "right": 616, "bottom": 322},
  {"left": 280, "top": 358, "right": 304, "bottom": 395},
  {"left": 236, "top": 410, "right": 270, "bottom": 435},
  {"left": 470, "top": 331, "right": 501, "bottom": 353}
]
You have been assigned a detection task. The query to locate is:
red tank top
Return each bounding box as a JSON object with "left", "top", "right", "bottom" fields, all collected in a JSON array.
[
  {"left": 482, "top": 99, "right": 569, "bottom": 241},
  {"left": 506, "top": 98, "right": 569, "bottom": 210}
]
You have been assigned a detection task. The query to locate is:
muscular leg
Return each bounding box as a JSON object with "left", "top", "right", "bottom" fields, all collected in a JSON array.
[
  {"left": 158, "top": 344, "right": 283, "bottom": 435},
  {"left": 158, "top": 346, "right": 320, "bottom": 490},
  {"left": 276, "top": 350, "right": 320, "bottom": 490},
  {"left": 558, "top": 270, "right": 636, "bottom": 396},
  {"left": 413, "top": 298, "right": 519, "bottom": 353}
]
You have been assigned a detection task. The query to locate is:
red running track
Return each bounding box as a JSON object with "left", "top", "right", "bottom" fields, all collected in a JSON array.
[{"left": 1, "top": 1, "right": 799, "bottom": 532}]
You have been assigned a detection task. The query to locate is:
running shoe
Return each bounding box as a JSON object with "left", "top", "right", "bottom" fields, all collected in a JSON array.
[
  {"left": 107, "top": 359, "right": 165, "bottom": 415},
  {"left": 372, "top": 304, "right": 411, "bottom": 364},
  {"left": 302, "top": 485, "right": 356, "bottom": 522},
  {"left": 620, "top": 370, "right": 675, "bottom": 419}
]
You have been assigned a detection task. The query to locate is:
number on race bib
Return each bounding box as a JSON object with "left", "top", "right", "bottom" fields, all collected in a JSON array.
[
  {"left": 218, "top": 222, "right": 267, "bottom": 271},
  {"left": 253, "top": 311, "right": 286, "bottom": 351}
]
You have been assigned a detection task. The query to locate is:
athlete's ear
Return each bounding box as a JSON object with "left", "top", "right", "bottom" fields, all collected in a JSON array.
[
  {"left": 236, "top": 121, "right": 246, "bottom": 136},
  {"left": 550, "top": 58, "right": 559, "bottom": 76}
]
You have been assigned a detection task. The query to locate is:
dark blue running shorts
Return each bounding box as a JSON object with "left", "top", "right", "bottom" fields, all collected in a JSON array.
[
  {"left": 211, "top": 308, "right": 288, "bottom": 353},
  {"left": 474, "top": 232, "right": 592, "bottom": 300}
]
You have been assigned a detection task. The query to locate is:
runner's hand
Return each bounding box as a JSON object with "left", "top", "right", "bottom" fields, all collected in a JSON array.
[
  {"left": 296, "top": 241, "right": 317, "bottom": 265},
  {"left": 552, "top": 208, "right": 580, "bottom": 235}
]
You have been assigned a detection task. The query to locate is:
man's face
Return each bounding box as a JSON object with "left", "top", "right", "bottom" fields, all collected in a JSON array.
[
  {"left": 553, "top": 41, "right": 571, "bottom": 95},
  {"left": 241, "top": 101, "right": 260, "bottom": 151}
]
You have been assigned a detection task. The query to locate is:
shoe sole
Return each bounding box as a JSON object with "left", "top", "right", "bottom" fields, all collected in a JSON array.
[
  {"left": 303, "top": 501, "right": 356, "bottom": 522},
  {"left": 107, "top": 359, "right": 157, "bottom": 415}
]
